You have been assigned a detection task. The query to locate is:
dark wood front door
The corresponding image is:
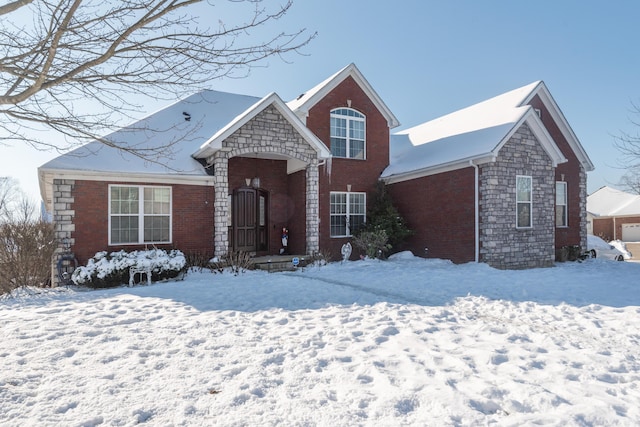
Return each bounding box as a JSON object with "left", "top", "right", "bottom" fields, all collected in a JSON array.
[{"left": 233, "top": 188, "right": 268, "bottom": 253}]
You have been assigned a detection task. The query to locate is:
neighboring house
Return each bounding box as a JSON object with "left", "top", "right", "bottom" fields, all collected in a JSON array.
[
  {"left": 587, "top": 186, "right": 640, "bottom": 241},
  {"left": 39, "top": 63, "right": 593, "bottom": 284}
]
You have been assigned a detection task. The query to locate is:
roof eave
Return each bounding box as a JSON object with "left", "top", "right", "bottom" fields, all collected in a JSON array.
[
  {"left": 193, "top": 93, "right": 331, "bottom": 161},
  {"left": 381, "top": 154, "right": 496, "bottom": 184},
  {"left": 524, "top": 82, "right": 594, "bottom": 171}
]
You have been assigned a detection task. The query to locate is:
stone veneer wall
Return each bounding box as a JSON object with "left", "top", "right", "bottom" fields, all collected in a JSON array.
[
  {"left": 578, "top": 166, "right": 588, "bottom": 251},
  {"left": 479, "top": 124, "right": 555, "bottom": 269},
  {"left": 51, "top": 179, "right": 75, "bottom": 287},
  {"left": 209, "top": 105, "right": 320, "bottom": 256}
]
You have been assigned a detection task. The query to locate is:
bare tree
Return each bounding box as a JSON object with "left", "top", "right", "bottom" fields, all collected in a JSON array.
[
  {"left": 0, "top": 176, "right": 21, "bottom": 220},
  {"left": 614, "top": 101, "right": 640, "bottom": 194},
  {"left": 0, "top": 187, "right": 57, "bottom": 294},
  {"left": 0, "top": 0, "right": 314, "bottom": 156}
]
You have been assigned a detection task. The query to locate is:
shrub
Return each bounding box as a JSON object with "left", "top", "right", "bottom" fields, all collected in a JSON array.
[
  {"left": 0, "top": 219, "right": 57, "bottom": 295},
  {"left": 210, "top": 251, "right": 252, "bottom": 275},
  {"left": 352, "top": 229, "right": 392, "bottom": 259},
  {"left": 354, "top": 181, "right": 412, "bottom": 257},
  {"left": 72, "top": 248, "right": 186, "bottom": 288}
]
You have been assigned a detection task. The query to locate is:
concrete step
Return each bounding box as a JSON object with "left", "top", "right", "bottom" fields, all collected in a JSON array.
[{"left": 251, "top": 255, "right": 308, "bottom": 273}]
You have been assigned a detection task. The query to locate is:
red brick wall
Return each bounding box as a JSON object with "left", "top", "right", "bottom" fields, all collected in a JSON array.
[
  {"left": 388, "top": 168, "right": 476, "bottom": 263},
  {"left": 593, "top": 216, "right": 640, "bottom": 241},
  {"left": 305, "top": 76, "right": 390, "bottom": 259},
  {"left": 528, "top": 95, "right": 583, "bottom": 248},
  {"left": 287, "top": 170, "right": 307, "bottom": 255},
  {"left": 71, "top": 180, "right": 214, "bottom": 265}
]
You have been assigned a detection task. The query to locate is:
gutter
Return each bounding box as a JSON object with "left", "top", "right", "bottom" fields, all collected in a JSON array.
[{"left": 470, "top": 160, "right": 479, "bottom": 263}]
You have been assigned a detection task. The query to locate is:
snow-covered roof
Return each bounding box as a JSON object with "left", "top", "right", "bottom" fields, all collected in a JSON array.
[
  {"left": 287, "top": 63, "right": 400, "bottom": 129},
  {"left": 39, "top": 90, "right": 261, "bottom": 177},
  {"left": 381, "top": 81, "right": 570, "bottom": 183},
  {"left": 587, "top": 186, "right": 640, "bottom": 217},
  {"left": 193, "top": 92, "right": 331, "bottom": 166}
]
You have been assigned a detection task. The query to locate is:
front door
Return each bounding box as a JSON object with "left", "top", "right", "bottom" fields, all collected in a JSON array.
[{"left": 233, "top": 188, "right": 268, "bottom": 253}]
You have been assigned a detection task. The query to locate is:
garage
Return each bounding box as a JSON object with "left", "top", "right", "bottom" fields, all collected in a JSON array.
[{"left": 622, "top": 223, "right": 640, "bottom": 242}]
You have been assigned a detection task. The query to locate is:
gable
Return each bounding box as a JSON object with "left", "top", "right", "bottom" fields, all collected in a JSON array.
[
  {"left": 193, "top": 92, "right": 330, "bottom": 164},
  {"left": 287, "top": 63, "right": 400, "bottom": 129},
  {"left": 381, "top": 81, "right": 584, "bottom": 184},
  {"left": 523, "top": 85, "right": 594, "bottom": 172}
]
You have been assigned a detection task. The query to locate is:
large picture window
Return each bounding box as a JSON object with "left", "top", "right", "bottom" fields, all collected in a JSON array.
[
  {"left": 516, "top": 175, "right": 532, "bottom": 228},
  {"left": 109, "top": 185, "right": 171, "bottom": 245},
  {"left": 556, "top": 181, "right": 568, "bottom": 227},
  {"left": 330, "top": 108, "right": 365, "bottom": 159},
  {"left": 330, "top": 192, "right": 366, "bottom": 237}
]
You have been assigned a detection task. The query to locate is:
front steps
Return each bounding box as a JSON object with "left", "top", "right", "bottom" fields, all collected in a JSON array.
[{"left": 251, "top": 255, "right": 308, "bottom": 272}]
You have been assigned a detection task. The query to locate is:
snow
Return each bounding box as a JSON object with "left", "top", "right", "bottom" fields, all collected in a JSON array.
[
  {"left": 2, "top": 254, "right": 640, "bottom": 426},
  {"left": 588, "top": 186, "right": 640, "bottom": 217},
  {"left": 382, "top": 81, "right": 546, "bottom": 180},
  {"left": 38, "top": 90, "right": 261, "bottom": 177}
]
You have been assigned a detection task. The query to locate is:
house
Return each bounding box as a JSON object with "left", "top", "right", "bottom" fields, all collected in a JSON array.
[
  {"left": 382, "top": 81, "right": 594, "bottom": 269},
  {"left": 39, "top": 64, "right": 593, "bottom": 285},
  {"left": 587, "top": 186, "right": 640, "bottom": 241}
]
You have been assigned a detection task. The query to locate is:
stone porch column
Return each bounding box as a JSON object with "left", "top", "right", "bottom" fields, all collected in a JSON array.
[
  {"left": 213, "top": 154, "right": 229, "bottom": 257},
  {"left": 305, "top": 160, "right": 320, "bottom": 255}
]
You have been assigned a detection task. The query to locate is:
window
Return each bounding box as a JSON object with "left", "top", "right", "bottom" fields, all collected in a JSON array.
[
  {"left": 516, "top": 175, "right": 532, "bottom": 228},
  {"left": 330, "top": 108, "right": 365, "bottom": 159},
  {"left": 330, "top": 192, "right": 366, "bottom": 237},
  {"left": 556, "top": 181, "right": 568, "bottom": 227},
  {"left": 109, "top": 185, "right": 171, "bottom": 245}
]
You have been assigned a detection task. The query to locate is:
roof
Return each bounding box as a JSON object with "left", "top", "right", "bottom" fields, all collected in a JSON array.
[
  {"left": 381, "top": 81, "right": 572, "bottom": 183},
  {"left": 39, "top": 90, "right": 262, "bottom": 177},
  {"left": 587, "top": 186, "right": 640, "bottom": 217},
  {"left": 38, "top": 89, "right": 331, "bottom": 206},
  {"left": 192, "top": 92, "right": 331, "bottom": 163},
  {"left": 287, "top": 63, "right": 400, "bottom": 129}
]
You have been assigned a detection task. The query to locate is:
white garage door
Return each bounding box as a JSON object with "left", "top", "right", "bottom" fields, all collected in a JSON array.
[{"left": 622, "top": 223, "right": 640, "bottom": 242}]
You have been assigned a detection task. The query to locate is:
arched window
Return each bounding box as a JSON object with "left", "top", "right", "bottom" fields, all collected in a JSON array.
[{"left": 330, "top": 108, "right": 365, "bottom": 159}]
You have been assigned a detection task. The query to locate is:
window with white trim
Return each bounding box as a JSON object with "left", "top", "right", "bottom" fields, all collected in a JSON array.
[
  {"left": 516, "top": 175, "right": 532, "bottom": 228},
  {"left": 556, "top": 181, "right": 568, "bottom": 227},
  {"left": 109, "top": 185, "right": 171, "bottom": 245},
  {"left": 330, "top": 192, "right": 366, "bottom": 237},
  {"left": 330, "top": 108, "right": 365, "bottom": 159}
]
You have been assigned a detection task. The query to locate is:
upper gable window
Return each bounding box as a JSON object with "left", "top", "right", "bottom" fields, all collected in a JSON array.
[{"left": 330, "top": 108, "right": 365, "bottom": 159}]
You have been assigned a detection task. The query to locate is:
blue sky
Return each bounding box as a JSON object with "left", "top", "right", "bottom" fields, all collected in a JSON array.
[{"left": 2, "top": 0, "right": 639, "bottom": 199}]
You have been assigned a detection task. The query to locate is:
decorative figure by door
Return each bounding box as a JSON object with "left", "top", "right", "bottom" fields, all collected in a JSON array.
[{"left": 281, "top": 227, "right": 289, "bottom": 255}]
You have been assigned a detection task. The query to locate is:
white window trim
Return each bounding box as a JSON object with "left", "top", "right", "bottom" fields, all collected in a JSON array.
[
  {"left": 330, "top": 108, "right": 366, "bottom": 160},
  {"left": 516, "top": 175, "right": 533, "bottom": 229},
  {"left": 556, "top": 181, "right": 568, "bottom": 228},
  {"left": 108, "top": 184, "right": 172, "bottom": 245},
  {"left": 330, "top": 191, "right": 366, "bottom": 238}
]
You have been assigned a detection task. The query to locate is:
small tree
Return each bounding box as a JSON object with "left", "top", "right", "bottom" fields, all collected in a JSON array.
[
  {"left": 0, "top": 0, "right": 314, "bottom": 157},
  {"left": 614, "top": 101, "right": 640, "bottom": 194},
  {"left": 0, "top": 195, "right": 57, "bottom": 294},
  {"left": 353, "top": 181, "right": 411, "bottom": 258}
]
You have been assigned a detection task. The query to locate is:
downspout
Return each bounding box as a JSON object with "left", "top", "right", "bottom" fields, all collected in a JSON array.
[
  {"left": 469, "top": 160, "right": 479, "bottom": 263},
  {"left": 613, "top": 216, "right": 617, "bottom": 240}
]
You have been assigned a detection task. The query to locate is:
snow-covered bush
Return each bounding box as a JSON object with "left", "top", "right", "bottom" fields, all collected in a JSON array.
[
  {"left": 352, "top": 229, "right": 392, "bottom": 259},
  {"left": 72, "top": 249, "right": 186, "bottom": 288}
]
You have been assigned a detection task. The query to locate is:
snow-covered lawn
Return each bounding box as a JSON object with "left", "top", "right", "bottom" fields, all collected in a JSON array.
[{"left": 1, "top": 253, "right": 639, "bottom": 426}]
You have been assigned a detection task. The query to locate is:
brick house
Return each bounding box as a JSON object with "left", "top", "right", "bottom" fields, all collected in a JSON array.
[
  {"left": 382, "top": 81, "right": 594, "bottom": 268},
  {"left": 587, "top": 186, "right": 640, "bottom": 242},
  {"left": 39, "top": 64, "right": 593, "bottom": 284}
]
